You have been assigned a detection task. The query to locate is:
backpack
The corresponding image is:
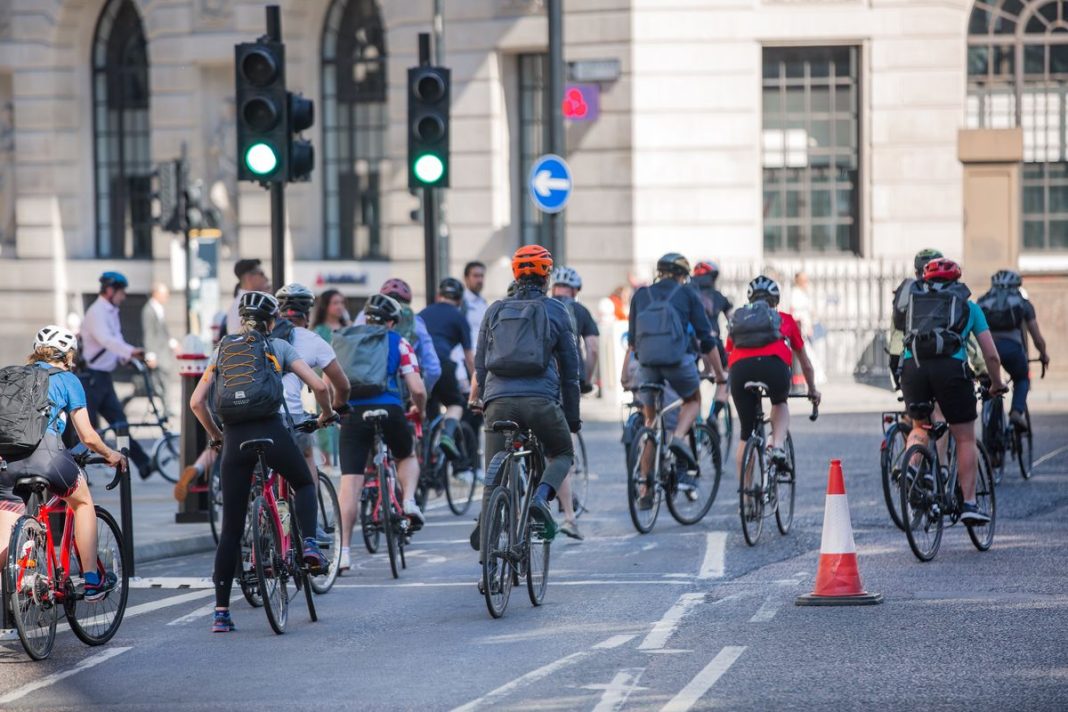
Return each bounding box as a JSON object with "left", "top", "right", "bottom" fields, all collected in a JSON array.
[
  {"left": 269, "top": 319, "right": 296, "bottom": 344},
  {"left": 484, "top": 297, "right": 552, "bottom": 377},
  {"left": 904, "top": 282, "right": 971, "bottom": 361},
  {"left": 210, "top": 331, "right": 286, "bottom": 424},
  {"left": 0, "top": 365, "right": 61, "bottom": 457},
  {"left": 891, "top": 278, "right": 914, "bottom": 332},
  {"left": 728, "top": 301, "right": 783, "bottom": 349},
  {"left": 977, "top": 287, "right": 1025, "bottom": 331},
  {"left": 395, "top": 306, "right": 419, "bottom": 348},
  {"left": 332, "top": 324, "right": 391, "bottom": 398},
  {"left": 634, "top": 283, "right": 687, "bottom": 367}
]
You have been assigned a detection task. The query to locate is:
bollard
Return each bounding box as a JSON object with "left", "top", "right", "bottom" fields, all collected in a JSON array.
[
  {"left": 176, "top": 350, "right": 210, "bottom": 523},
  {"left": 115, "top": 440, "right": 135, "bottom": 576}
]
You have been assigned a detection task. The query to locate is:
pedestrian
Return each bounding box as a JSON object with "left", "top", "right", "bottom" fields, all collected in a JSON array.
[
  {"left": 224, "top": 258, "right": 270, "bottom": 337},
  {"left": 311, "top": 288, "right": 350, "bottom": 343},
  {"left": 141, "top": 282, "right": 179, "bottom": 416}
]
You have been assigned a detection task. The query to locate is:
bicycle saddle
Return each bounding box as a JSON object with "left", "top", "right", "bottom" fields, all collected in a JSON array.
[
  {"left": 239, "top": 438, "right": 274, "bottom": 453},
  {"left": 638, "top": 382, "right": 665, "bottom": 392},
  {"left": 13, "top": 475, "right": 51, "bottom": 494},
  {"left": 490, "top": 420, "right": 520, "bottom": 433},
  {"left": 908, "top": 402, "right": 935, "bottom": 420},
  {"left": 362, "top": 409, "right": 389, "bottom": 422},
  {"left": 744, "top": 381, "right": 769, "bottom": 393}
]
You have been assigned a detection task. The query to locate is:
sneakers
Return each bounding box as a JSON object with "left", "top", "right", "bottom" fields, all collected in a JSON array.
[
  {"left": 302, "top": 538, "right": 329, "bottom": 575},
  {"left": 768, "top": 447, "right": 789, "bottom": 470},
  {"left": 438, "top": 433, "right": 460, "bottom": 460},
  {"left": 173, "top": 465, "right": 201, "bottom": 502},
  {"left": 528, "top": 495, "right": 558, "bottom": 541},
  {"left": 339, "top": 547, "right": 351, "bottom": 573},
  {"left": 638, "top": 488, "right": 656, "bottom": 511},
  {"left": 560, "top": 519, "right": 583, "bottom": 541},
  {"left": 212, "top": 609, "right": 235, "bottom": 633},
  {"left": 668, "top": 437, "right": 697, "bottom": 468},
  {"left": 404, "top": 500, "right": 426, "bottom": 529},
  {"left": 315, "top": 526, "right": 333, "bottom": 549},
  {"left": 960, "top": 502, "right": 991, "bottom": 526},
  {"left": 83, "top": 570, "right": 117, "bottom": 602},
  {"left": 1009, "top": 410, "right": 1028, "bottom": 430}
]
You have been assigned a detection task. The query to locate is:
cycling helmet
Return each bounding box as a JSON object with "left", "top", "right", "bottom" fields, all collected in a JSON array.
[
  {"left": 550, "top": 266, "right": 582, "bottom": 290},
  {"left": 991, "top": 269, "right": 1022, "bottom": 289},
  {"left": 438, "top": 277, "right": 464, "bottom": 301},
  {"left": 238, "top": 291, "right": 280, "bottom": 321},
  {"left": 512, "top": 244, "right": 554, "bottom": 280},
  {"left": 364, "top": 293, "right": 403, "bottom": 324},
  {"left": 34, "top": 325, "right": 77, "bottom": 354},
  {"left": 923, "top": 258, "right": 962, "bottom": 284},
  {"left": 914, "top": 248, "right": 943, "bottom": 278},
  {"left": 275, "top": 283, "right": 315, "bottom": 316},
  {"left": 693, "top": 261, "right": 719, "bottom": 279},
  {"left": 746, "top": 275, "right": 781, "bottom": 307},
  {"left": 99, "top": 271, "right": 129, "bottom": 290},
  {"left": 657, "top": 253, "right": 691, "bottom": 277},
  {"left": 380, "top": 278, "right": 413, "bottom": 304}
]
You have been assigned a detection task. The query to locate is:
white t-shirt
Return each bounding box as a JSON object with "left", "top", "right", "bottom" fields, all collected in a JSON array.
[{"left": 280, "top": 327, "right": 337, "bottom": 417}]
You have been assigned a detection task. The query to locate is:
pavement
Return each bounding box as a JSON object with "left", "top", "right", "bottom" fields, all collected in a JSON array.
[{"left": 1, "top": 407, "right": 1066, "bottom": 709}]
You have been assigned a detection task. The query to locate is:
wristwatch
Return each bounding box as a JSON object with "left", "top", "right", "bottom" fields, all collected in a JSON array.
[{"left": 208, "top": 438, "right": 223, "bottom": 450}]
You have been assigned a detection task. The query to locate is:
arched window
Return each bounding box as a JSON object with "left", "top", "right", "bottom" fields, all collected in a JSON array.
[
  {"left": 321, "top": 0, "right": 388, "bottom": 260},
  {"left": 968, "top": 0, "right": 1068, "bottom": 250}
]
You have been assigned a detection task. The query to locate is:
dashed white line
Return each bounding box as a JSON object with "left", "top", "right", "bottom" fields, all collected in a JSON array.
[
  {"left": 589, "top": 668, "right": 647, "bottom": 712},
  {"left": 593, "top": 634, "right": 637, "bottom": 649},
  {"left": 450, "top": 651, "right": 590, "bottom": 712},
  {"left": 748, "top": 595, "right": 782, "bottom": 623},
  {"left": 1034, "top": 443, "right": 1068, "bottom": 469},
  {"left": 167, "top": 602, "right": 217, "bottom": 626},
  {"left": 639, "top": 593, "right": 705, "bottom": 651},
  {"left": 697, "top": 532, "right": 727, "bottom": 579},
  {"left": 0, "top": 646, "right": 132, "bottom": 704},
  {"left": 660, "top": 646, "right": 746, "bottom": 712}
]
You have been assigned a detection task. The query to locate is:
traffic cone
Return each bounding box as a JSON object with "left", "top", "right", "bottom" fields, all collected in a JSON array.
[{"left": 796, "top": 459, "right": 882, "bottom": 606}]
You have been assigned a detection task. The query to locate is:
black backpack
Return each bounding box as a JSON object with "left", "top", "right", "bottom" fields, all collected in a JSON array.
[
  {"left": 0, "top": 365, "right": 61, "bottom": 457},
  {"left": 904, "top": 282, "right": 971, "bottom": 362},
  {"left": 332, "top": 324, "right": 392, "bottom": 398},
  {"left": 634, "top": 283, "right": 687, "bottom": 367},
  {"left": 728, "top": 301, "right": 782, "bottom": 349},
  {"left": 270, "top": 318, "right": 297, "bottom": 344},
  {"left": 484, "top": 297, "right": 552, "bottom": 377},
  {"left": 210, "top": 331, "right": 286, "bottom": 424},
  {"left": 891, "top": 278, "right": 915, "bottom": 332},
  {"left": 977, "top": 287, "right": 1026, "bottom": 331}
]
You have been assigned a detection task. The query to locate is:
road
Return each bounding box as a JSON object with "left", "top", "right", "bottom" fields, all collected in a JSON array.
[{"left": 2, "top": 411, "right": 1067, "bottom": 710}]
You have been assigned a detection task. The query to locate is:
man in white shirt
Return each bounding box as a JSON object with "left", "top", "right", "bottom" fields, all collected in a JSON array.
[
  {"left": 79, "top": 272, "right": 151, "bottom": 478},
  {"left": 225, "top": 258, "right": 270, "bottom": 336}
]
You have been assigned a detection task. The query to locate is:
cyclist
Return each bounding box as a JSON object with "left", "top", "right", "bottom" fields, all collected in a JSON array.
[
  {"left": 726, "top": 276, "right": 820, "bottom": 494},
  {"left": 899, "top": 258, "right": 1006, "bottom": 525},
  {"left": 623, "top": 253, "right": 726, "bottom": 505},
  {"left": 337, "top": 295, "right": 427, "bottom": 572},
  {"left": 690, "top": 260, "right": 733, "bottom": 415},
  {"left": 354, "top": 278, "right": 441, "bottom": 395},
  {"left": 888, "top": 248, "right": 943, "bottom": 387},
  {"left": 0, "top": 326, "right": 126, "bottom": 601},
  {"left": 419, "top": 277, "right": 474, "bottom": 467},
  {"left": 189, "top": 291, "right": 334, "bottom": 633},
  {"left": 977, "top": 270, "right": 1050, "bottom": 428},
  {"left": 470, "top": 244, "right": 581, "bottom": 542}
]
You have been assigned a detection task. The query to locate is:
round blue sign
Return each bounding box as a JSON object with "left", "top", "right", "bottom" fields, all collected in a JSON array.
[{"left": 528, "top": 154, "right": 573, "bottom": 214}]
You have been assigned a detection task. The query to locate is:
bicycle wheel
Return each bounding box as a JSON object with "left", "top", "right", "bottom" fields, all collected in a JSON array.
[
  {"left": 739, "top": 438, "right": 764, "bottom": 546},
  {"left": 311, "top": 472, "right": 341, "bottom": 594},
  {"left": 626, "top": 429, "right": 661, "bottom": 534},
  {"left": 775, "top": 433, "right": 797, "bottom": 535},
  {"left": 982, "top": 400, "right": 1005, "bottom": 486},
  {"left": 208, "top": 460, "right": 223, "bottom": 545},
  {"left": 361, "top": 485, "right": 380, "bottom": 554},
  {"left": 7, "top": 516, "right": 57, "bottom": 660},
  {"left": 481, "top": 483, "right": 514, "bottom": 618},
  {"left": 288, "top": 510, "right": 317, "bottom": 622},
  {"left": 880, "top": 423, "right": 908, "bottom": 531},
  {"left": 968, "top": 443, "right": 997, "bottom": 551},
  {"left": 1016, "top": 407, "right": 1034, "bottom": 480},
  {"left": 251, "top": 496, "right": 287, "bottom": 634},
  {"left": 899, "top": 445, "right": 943, "bottom": 562},
  {"left": 239, "top": 501, "right": 262, "bottom": 607},
  {"left": 568, "top": 432, "right": 590, "bottom": 519},
  {"left": 382, "top": 471, "right": 400, "bottom": 579},
  {"left": 713, "top": 401, "right": 733, "bottom": 465},
  {"left": 667, "top": 424, "right": 719, "bottom": 526},
  {"left": 525, "top": 512, "right": 551, "bottom": 606},
  {"left": 65, "top": 506, "right": 129, "bottom": 646},
  {"left": 445, "top": 422, "right": 478, "bottom": 516},
  {"left": 151, "top": 431, "right": 181, "bottom": 483}
]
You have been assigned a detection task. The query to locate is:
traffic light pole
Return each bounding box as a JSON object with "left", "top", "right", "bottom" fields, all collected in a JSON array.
[
  {"left": 548, "top": 0, "right": 566, "bottom": 264},
  {"left": 266, "top": 5, "right": 286, "bottom": 291},
  {"left": 419, "top": 32, "right": 439, "bottom": 306}
]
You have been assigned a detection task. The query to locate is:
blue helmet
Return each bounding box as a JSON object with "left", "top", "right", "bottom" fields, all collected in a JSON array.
[{"left": 99, "top": 271, "right": 129, "bottom": 290}]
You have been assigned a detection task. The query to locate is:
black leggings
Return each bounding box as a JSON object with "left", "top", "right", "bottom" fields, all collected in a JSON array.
[{"left": 213, "top": 416, "right": 316, "bottom": 608}]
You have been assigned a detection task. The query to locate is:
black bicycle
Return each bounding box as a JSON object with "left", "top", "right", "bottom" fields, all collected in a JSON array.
[
  {"left": 879, "top": 403, "right": 910, "bottom": 531},
  {"left": 981, "top": 359, "right": 1044, "bottom": 483},
  {"left": 415, "top": 413, "right": 478, "bottom": 516},
  {"left": 738, "top": 383, "right": 818, "bottom": 547}
]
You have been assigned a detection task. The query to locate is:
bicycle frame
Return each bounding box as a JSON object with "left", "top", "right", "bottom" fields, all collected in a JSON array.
[
  {"left": 639, "top": 388, "right": 684, "bottom": 479},
  {"left": 13, "top": 494, "right": 85, "bottom": 606},
  {"left": 252, "top": 463, "right": 293, "bottom": 562},
  {"left": 362, "top": 423, "right": 405, "bottom": 532}
]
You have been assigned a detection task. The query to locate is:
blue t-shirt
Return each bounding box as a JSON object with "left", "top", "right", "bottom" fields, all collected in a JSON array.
[
  {"left": 36, "top": 362, "right": 87, "bottom": 435},
  {"left": 348, "top": 331, "right": 405, "bottom": 408},
  {"left": 903, "top": 301, "right": 988, "bottom": 362},
  {"left": 418, "top": 302, "right": 472, "bottom": 362}
]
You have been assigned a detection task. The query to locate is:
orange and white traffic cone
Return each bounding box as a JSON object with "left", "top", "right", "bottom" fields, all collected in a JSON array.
[{"left": 796, "top": 459, "right": 882, "bottom": 606}]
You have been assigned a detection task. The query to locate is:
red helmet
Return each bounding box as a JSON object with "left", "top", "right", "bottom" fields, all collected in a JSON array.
[
  {"left": 923, "top": 258, "right": 962, "bottom": 284},
  {"left": 693, "top": 261, "right": 719, "bottom": 278},
  {"left": 380, "top": 278, "right": 412, "bottom": 304},
  {"left": 512, "top": 244, "right": 554, "bottom": 279}
]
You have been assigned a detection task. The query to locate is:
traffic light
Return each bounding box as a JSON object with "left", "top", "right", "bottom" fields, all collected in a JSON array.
[
  {"left": 288, "top": 92, "right": 314, "bottom": 182},
  {"left": 407, "top": 66, "right": 450, "bottom": 188},
  {"left": 236, "top": 41, "right": 287, "bottom": 183}
]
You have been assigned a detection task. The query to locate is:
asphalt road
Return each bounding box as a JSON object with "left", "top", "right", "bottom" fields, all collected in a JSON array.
[{"left": 2, "top": 411, "right": 1067, "bottom": 711}]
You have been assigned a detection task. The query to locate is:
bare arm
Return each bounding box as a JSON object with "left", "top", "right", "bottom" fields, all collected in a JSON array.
[
  {"left": 404, "top": 371, "right": 427, "bottom": 415},
  {"left": 463, "top": 349, "right": 475, "bottom": 379},
  {"left": 290, "top": 359, "right": 334, "bottom": 419},
  {"left": 69, "top": 408, "right": 124, "bottom": 468},
  {"left": 976, "top": 331, "right": 1006, "bottom": 391},
  {"left": 583, "top": 335, "right": 599, "bottom": 382},
  {"left": 322, "top": 359, "right": 351, "bottom": 409},
  {"left": 190, "top": 371, "right": 223, "bottom": 443},
  {"left": 701, "top": 346, "right": 727, "bottom": 383},
  {"left": 620, "top": 347, "right": 633, "bottom": 389},
  {"left": 1025, "top": 319, "right": 1049, "bottom": 364},
  {"left": 795, "top": 346, "right": 821, "bottom": 404}
]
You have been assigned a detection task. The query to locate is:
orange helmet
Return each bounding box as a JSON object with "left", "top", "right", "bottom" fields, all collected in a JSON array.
[{"left": 512, "top": 244, "right": 553, "bottom": 279}]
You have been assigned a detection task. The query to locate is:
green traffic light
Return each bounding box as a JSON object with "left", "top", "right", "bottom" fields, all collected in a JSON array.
[
  {"left": 413, "top": 153, "right": 445, "bottom": 184},
  {"left": 245, "top": 142, "right": 278, "bottom": 176}
]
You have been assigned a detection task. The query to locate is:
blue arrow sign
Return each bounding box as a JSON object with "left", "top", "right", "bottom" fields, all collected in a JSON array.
[{"left": 528, "top": 154, "right": 572, "bottom": 214}]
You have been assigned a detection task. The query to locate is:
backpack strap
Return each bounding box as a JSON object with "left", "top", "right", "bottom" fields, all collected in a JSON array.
[{"left": 264, "top": 337, "right": 296, "bottom": 431}]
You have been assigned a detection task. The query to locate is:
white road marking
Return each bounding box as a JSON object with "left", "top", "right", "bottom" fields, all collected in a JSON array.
[
  {"left": 593, "top": 634, "right": 637, "bottom": 649},
  {"left": 589, "top": 668, "right": 646, "bottom": 712},
  {"left": 639, "top": 593, "right": 705, "bottom": 650},
  {"left": 697, "top": 532, "right": 727, "bottom": 579},
  {"left": 661, "top": 646, "right": 746, "bottom": 712},
  {"left": 332, "top": 579, "right": 695, "bottom": 589},
  {"left": 130, "top": 576, "right": 213, "bottom": 589},
  {"left": 167, "top": 602, "right": 217, "bottom": 626},
  {"left": 450, "top": 651, "right": 590, "bottom": 712},
  {"left": 749, "top": 580, "right": 798, "bottom": 623},
  {"left": 0, "top": 646, "right": 132, "bottom": 704},
  {"left": 1034, "top": 443, "right": 1068, "bottom": 469},
  {"left": 123, "top": 588, "right": 216, "bottom": 618}
]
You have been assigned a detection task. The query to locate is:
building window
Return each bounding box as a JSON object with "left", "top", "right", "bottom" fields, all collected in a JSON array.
[
  {"left": 322, "top": 0, "right": 388, "bottom": 260},
  {"left": 968, "top": 0, "right": 1068, "bottom": 251},
  {"left": 762, "top": 46, "right": 860, "bottom": 254},
  {"left": 92, "top": 0, "right": 152, "bottom": 259},
  {"left": 518, "top": 53, "right": 551, "bottom": 247}
]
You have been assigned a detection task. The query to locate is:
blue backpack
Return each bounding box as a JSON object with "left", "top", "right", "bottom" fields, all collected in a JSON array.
[{"left": 634, "top": 283, "right": 686, "bottom": 367}]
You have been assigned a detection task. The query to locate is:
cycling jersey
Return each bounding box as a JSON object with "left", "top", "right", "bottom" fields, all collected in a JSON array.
[
  {"left": 35, "top": 362, "right": 86, "bottom": 436},
  {"left": 726, "top": 311, "right": 804, "bottom": 368},
  {"left": 419, "top": 302, "right": 472, "bottom": 364}
]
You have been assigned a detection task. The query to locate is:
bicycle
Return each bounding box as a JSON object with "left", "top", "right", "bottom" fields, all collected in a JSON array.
[
  {"left": 3, "top": 450, "right": 129, "bottom": 660},
  {"left": 479, "top": 420, "right": 550, "bottom": 618},
  {"left": 627, "top": 380, "right": 722, "bottom": 535},
  {"left": 981, "top": 359, "right": 1044, "bottom": 483},
  {"left": 707, "top": 397, "right": 733, "bottom": 467},
  {"left": 359, "top": 409, "right": 412, "bottom": 579},
  {"left": 738, "top": 383, "right": 818, "bottom": 547},
  {"left": 899, "top": 402, "right": 995, "bottom": 562},
  {"left": 566, "top": 431, "right": 590, "bottom": 518},
  {"left": 879, "top": 403, "right": 910, "bottom": 531},
  {"left": 415, "top": 412, "right": 477, "bottom": 516}
]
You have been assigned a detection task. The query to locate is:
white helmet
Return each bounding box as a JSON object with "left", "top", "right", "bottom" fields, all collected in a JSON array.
[
  {"left": 746, "top": 275, "right": 781, "bottom": 307},
  {"left": 35, "top": 325, "right": 78, "bottom": 354}
]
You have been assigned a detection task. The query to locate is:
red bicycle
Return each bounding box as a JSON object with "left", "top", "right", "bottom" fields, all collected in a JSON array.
[
  {"left": 4, "top": 450, "right": 129, "bottom": 660},
  {"left": 358, "top": 409, "right": 411, "bottom": 579}
]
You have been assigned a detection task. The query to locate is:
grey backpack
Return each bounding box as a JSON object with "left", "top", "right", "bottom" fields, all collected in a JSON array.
[
  {"left": 211, "top": 332, "right": 285, "bottom": 424},
  {"left": 728, "top": 301, "right": 782, "bottom": 349},
  {"left": 333, "top": 324, "right": 391, "bottom": 398},
  {"left": 484, "top": 297, "right": 552, "bottom": 377},
  {"left": 977, "top": 287, "right": 1025, "bottom": 332},
  {"left": 634, "top": 284, "right": 687, "bottom": 367}
]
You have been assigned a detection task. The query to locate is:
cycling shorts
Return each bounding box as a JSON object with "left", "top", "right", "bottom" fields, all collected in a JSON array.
[
  {"left": 430, "top": 361, "right": 464, "bottom": 409},
  {"left": 900, "top": 357, "right": 976, "bottom": 425},
  {"left": 0, "top": 434, "right": 83, "bottom": 513},
  {"left": 638, "top": 361, "right": 701, "bottom": 402},
  {"left": 730, "top": 356, "right": 791, "bottom": 441},
  {"left": 339, "top": 404, "right": 414, "bottom": 475}
]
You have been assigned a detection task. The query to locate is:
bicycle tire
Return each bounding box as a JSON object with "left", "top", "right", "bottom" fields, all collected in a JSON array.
[
  {"left": 525, "top": 513, "right": 550, "bottom": 607},
  {"left": 568, "top": 431, "right": 590, "bottom": 519},
  {"left": 739, "top": 438, "right": 764, "bottom": 546},
  {"left": 7, "top": 515, "right": 57, "bottom": 660},
  {"left": 481, "top": 481, "right": 514, "bottom": 618},
  {"left": 880, "top": 423, "right": 908, "bottom": 531},
  {"left": 775, "top": 433, "right": 797, "bottom": 535},
  {"left": 310, "top": 472, "right": 341, "bottom": 594},
  {"left": 982, "top": 399, "right": 1006, "bottom": 486},
  {"left": 899, "top": 445, "right": 943, "bottom": 562},
  {"left": 626, "top": 429, "right": 661, "bottom": 534},
  {"left": 968, "top": 443, "right": 997, "bottom": 551},
  {"left": 240, "top": 501, "right": 263, "bottom": 607},
  {"left": 361, "top": 485, "right": 380, "bottom": 554},
  {"left": 394, "top": 478, "right": 408, "bottom": 571},
  {"left": 713, "top": 401, "right": 733, "bottom": 466},
  {"left": 208, "top": 461, "right": 223, "bottom": 545},
  {"left": 65, "top": 506, "right": 129, "bottom": 646},
  {"left": 150, "top": 431, "right": 181, "bottom": 483},
  {"left": 445, "top": 421, "right": 478, "bottom": 516},
  {"left": 667, "top": 424, "right": 719, "bottom": 526},
  {"left": 288, "top": 510, "right": 317, "bottom": 622},
  {"left": 251, "top": 496, "right": 288, "bottom": 634},
  {"left": 382, "top": 469, "right": 400, "bottom": 580},
  {"left": 1017, "top": 407, "right": 1034, "bottom": 480}
]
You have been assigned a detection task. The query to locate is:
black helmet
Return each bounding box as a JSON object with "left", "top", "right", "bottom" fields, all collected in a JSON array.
[
  {"left": 99, "top": 271, "right": 129, "bottom": 290},
  {"left": 364, "top": 294, "right": 402, "bottom": 324},
  {"left": 275, "top": 283, "right": 315, "bottom": 316},
  {"left": 656, "top": 253, "right": 691, "bottom": 277},
  {"left": 746, "top": 275, "right": 781, "bottom": 307},
  {"left": 238, "top": 291, "right": 280, "bottom": 322},
  {"left": 914, "top": 248, "right": 943, "bottom": 278},
  {"left": 991, "top": 269, "right": 1022, "bottom": 289},
  {"left": 438, "top": 277, "right": 464, "bottom": 301}
]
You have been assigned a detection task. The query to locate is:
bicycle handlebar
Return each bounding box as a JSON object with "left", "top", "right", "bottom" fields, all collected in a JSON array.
[
  {"left": 787, "top": 393, "right": 819, "bottom": 421},
  {"left": 1028, "top": 358, "right": 1047, "bottom": 379},
  {"left": 294, "top": 413, "right": 342, "bottom": 433},
  {"left": 73, "top": 447, "right": 128, "bottom": 490}
]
